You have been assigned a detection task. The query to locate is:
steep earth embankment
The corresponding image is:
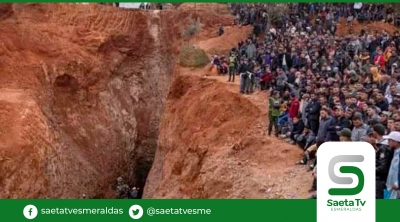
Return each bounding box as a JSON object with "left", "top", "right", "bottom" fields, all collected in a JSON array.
[
  {"left": 197, "top": 26, "right": 252, "bottom": 57},
  {"left": 0, "top": 3, "right": 185, "bottom": 198},
  {"left": 144, "top": 18, "right": 311, "bottom": 198},
  {"left": 144, "top": 74, "right": 311, "bottom": 198}
]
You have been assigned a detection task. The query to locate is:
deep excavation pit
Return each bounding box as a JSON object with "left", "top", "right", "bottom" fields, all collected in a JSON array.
[
  {"left": 0, "top": 3, "right": 237, "bottom": 199},
  {"left": 0, "top": 3, "right": 184, "bottom": 198}
]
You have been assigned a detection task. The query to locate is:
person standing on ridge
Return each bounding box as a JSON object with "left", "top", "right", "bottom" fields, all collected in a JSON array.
[
  {"left": 228, "top": 53, "right": 237, "bottom": 82},
  {"left": 268, "top": 91, "right": 280, "bottom": 136},
  {"left": 306, "top": 93, "right": 321, "bottom": 135},
  {"left": 239, "top": 58, "right": 250, "bottom": 94}
]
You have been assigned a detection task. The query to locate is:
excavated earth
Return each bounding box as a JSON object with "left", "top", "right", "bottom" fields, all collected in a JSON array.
[
  {"left": 0, "top": 3, "right": 184, "bottom": 198},
  {"left": 1, "top": 3, "right": 312, "bottom": 199},
  {"left": 144, "top": 74, "right": 311, "bottom": 198}
]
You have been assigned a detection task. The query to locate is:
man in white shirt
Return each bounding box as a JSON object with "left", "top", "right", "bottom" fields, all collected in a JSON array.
[{"left": 384, "top": 131, "right": 400, "bottom": 199}]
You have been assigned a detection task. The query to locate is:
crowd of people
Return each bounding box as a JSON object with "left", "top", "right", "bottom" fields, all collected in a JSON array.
[
  {"left": 224, "top": 3, "right": 400, "bottom": 199},
  {"left": 229, "top": 3, "right": 400, "bottom": 28}
]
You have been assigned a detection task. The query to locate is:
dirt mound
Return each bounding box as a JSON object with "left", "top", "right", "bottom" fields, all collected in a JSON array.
[
  {"left": 337, "top": 18, "right": 400, "bottom": 36},
  {"left": 144, "top": 76, "right": 309, "bottom": 198},
  {"left": 197, "top": 25, "right": 252, "bottom": 56},
  {"left": 0, "top": 3, "right": 182, "bottom": 198},
  {"left": 178, "top": 3, "right": 233, "bottom": 29}
]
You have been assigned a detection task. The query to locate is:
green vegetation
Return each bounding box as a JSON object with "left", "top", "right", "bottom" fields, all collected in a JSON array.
[
  {"left": 182, "top": 17, "right": 202, "bottom": 40},
  {"left": 179, "top": 44, "right": 209, "bottom": 68}
]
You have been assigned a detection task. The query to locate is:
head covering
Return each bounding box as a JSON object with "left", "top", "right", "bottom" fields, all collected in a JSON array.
[
  {"left": 386, "top": 138, "right": 400, "bottom": 199},
  {"left": 366, "top": 127, "right": 374, "bottom": 136},
  {"left": 353, "top": 112, "right": 363, "bottom": 120},
  {"left": 383, "top": 132, "right": 400, "bottom": 142},
  {"left": 373, "top": 124, "right": 386, "bottom": 136},
  {"left": 340, "top": 128, "right": 352, "bottom": 138}
]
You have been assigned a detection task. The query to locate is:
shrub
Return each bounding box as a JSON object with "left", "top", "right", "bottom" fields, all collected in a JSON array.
[
  {"left": 179, "top": 44, "right": 209, "bottom": 68},
  {"left": 182, "top": 17, "right": 202, "bottom": 39}
]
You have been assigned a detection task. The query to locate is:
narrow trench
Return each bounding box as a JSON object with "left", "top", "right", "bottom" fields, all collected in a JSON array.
[
  {"left": 134, "top": 155, "right": 153, "bottom": 199},
  {"left": 96, "top": 9, "right": 181, "bottom": 200},
  {"left": 131, "top": 141, "right": 156, "bottom": 199},
  {"left": 126, "top": 10, "right": 162, "bottom": 199}
]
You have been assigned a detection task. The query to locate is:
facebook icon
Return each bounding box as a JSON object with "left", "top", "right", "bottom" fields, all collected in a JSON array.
[{"left": 23, "top": 205, "right": 38, "bottom": 219}]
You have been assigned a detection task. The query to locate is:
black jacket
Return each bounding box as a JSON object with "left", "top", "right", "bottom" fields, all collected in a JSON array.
[
  {"left": 327, "top": 116, "right": 338, "bottom": 142},
  {"left": 368, "top": 40, "right": 379, "bottom": 53},
  {"left": 298, "top": 57, "right": 307, "bottom": 68},
  {"left": 287, "top": 73, "right": 296, "bottom": 84},
  {"left": 213, "top": 58, "right": 221, "bottom": 66},
  {"left": 376, "top": 141, "right": 394, "bottom": 182},
  {"left": 292, "top": 120, "right": 305, "bottom": 135},
  {"left": 248, "top": 62, "right": 255, "bottom": 73},
  {"left": 375, "top": 99, "right": 389, "bottom": 112},
  {"left": 238, "top": 63, "right": 249, "bottom": 74},
  {"left": 387, "top": 55, "right": 398, "bottom": 70},
  {"left": 278, "top": 53, "right": 293, "bottom": 68},
  {"left": 336, "top": 117, "right": 351, "bottom": 130},
  {"left": 307, "top": 100, "right": 321, "bottom": 120},
  {"left": 327, "top": 116, "right": 350, "bottom": 142}
]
